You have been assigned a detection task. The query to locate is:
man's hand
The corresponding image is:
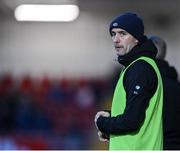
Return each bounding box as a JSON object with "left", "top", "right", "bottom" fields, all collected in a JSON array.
[
  {"left": 94, "top": 111, "right": 110, "bottom": 123},
  {"left": 94, "top": 111, "right": 110, "bottom": 142},
  {"left": 97, "top": 131, "right": 109, "bottom": 142},
  {"left": 94, "top": 111, "right": 110, "bottom": 130}
]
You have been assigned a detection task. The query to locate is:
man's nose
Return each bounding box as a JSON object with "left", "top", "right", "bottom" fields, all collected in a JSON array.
[{"left": 113, "top": 34, "right": 121, "bottom": 43}]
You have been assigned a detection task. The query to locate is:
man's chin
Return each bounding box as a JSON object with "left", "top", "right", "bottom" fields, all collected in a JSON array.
[{"left": 116, "top": 53, "right": 124, "bottom": 57}]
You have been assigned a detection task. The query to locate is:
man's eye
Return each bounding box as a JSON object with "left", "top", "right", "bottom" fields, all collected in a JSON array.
[
  {"left": 119, "top": 31, "right": 127, "bottom": 36},
  {"left": 111, "top": 32, "right": 116, "bottom": 37}
]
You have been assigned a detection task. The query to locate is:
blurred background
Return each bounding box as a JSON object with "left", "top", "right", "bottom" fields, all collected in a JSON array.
[{"left": 0, "top": 0, "right": 180, "bottom": 149}]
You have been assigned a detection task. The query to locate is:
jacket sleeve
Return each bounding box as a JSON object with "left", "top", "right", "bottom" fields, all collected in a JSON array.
[{"left": 96, "top": 60, "right": 158, "bottom": 135}]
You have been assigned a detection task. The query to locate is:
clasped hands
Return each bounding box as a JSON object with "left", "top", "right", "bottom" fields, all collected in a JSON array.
[{"left": 94, "top": 111, "right": 110, "bottom": 142}]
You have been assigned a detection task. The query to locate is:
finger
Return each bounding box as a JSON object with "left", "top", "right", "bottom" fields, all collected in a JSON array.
[
  {"left": 95, "top": 111, "right": 107, "bottom": 119},
  {"left": 95, "top": 112, "right": 103, "bottom": 121},
  {"left": 95, "top": 111, "right": 110, "bottom": 122},
  {"left": 98, "top": 131, "right": 108, "bottom": 142}
]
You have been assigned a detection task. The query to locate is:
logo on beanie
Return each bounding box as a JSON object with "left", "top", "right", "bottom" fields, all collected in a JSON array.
[{"left": 112, "top": 22, "right": 118, "bottom": 27}]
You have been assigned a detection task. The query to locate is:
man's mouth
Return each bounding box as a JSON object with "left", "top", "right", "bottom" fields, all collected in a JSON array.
[
  {"left": 115, "top": 46, "right": 123, "bottom": 51},
  {"left": 115, "top": 45, "right": 123, "bottom": 49}
]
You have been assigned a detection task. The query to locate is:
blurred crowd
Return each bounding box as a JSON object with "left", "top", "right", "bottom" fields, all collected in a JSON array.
[{"left": 0, "top": 73, "right": 116, "bottom": 149}]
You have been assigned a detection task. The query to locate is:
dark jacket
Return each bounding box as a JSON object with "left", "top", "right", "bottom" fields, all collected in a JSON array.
[
  {"left": 96, "top": 39, "right": 159, "bottom": 135},
  {"left": 157, "top": 59, "right": 180, "bottom": 150}
]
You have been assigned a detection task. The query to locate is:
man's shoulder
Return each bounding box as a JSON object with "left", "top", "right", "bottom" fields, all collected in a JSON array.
[
  {"left": 123, "top": 59, "right": 158, "bottom": 84},
  {"left": 123, "top": 59, "right": 158, "bottom": 93},
  {"left": 127, "top": 59, "right": 155, "bottom": 74}
]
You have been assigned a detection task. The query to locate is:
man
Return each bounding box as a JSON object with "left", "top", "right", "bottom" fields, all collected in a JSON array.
[
  {"left": 150, "top": 36, "right": 180, "bottom": 150},
  {"left": 94, "top": 12, "right": 163, "bottom": 150}
]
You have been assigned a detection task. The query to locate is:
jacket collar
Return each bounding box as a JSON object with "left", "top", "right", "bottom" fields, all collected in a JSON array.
[{"left": 117, "top": 39, "right": 157, "bottom": 67}]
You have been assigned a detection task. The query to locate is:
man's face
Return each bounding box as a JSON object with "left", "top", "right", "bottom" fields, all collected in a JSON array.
[{"left": 111, "top": 28, "right": 138, "bottom": 57}]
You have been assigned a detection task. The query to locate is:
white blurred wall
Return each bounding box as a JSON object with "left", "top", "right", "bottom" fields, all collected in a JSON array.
[
  {"left": 0, "top": 13, "right": 114, "bottom": 78},
  {"left": 0, "top": 0, "right": 180, "bottom": 79}
]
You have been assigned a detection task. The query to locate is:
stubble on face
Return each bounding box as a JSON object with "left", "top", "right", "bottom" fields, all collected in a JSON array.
[{"left": 115, "top": 42, "right": 137, "bottom": 56}]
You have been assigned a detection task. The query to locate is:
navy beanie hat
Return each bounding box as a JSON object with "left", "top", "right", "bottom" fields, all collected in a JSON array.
[{"left": 109, "top": 12, "right": 144, "bottom": 42}]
